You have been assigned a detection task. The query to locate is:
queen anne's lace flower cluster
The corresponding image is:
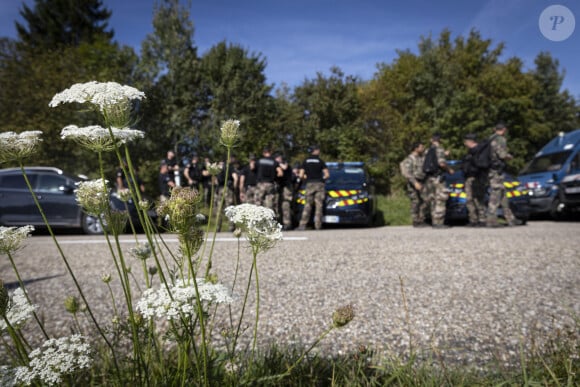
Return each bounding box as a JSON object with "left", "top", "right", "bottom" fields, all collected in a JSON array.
[
  {"left": 61, "top": 125, "right": 144, "bottom": 151},
  {"left": 0, "top": 225, "right": 35, "bottom": 254},
  {"left": 14, "top": 335, "right": 92, "bottom": 386},
  {"left": 75, "top": 179, "right": 109, "bottom": 216},
  {"left": 224, "top": 204, "right": 283, "bottom": 251},
  {"left": 219, "top": 119, "right": 240, "bottom": 148},
  {"left": 0, "top": 131, "right": 43, "bottom": 163},
  {"left": 0, "top": 288, "right": 37, "bottom": 331},
  {"left": 49, "top": 81, "right": 145, "bottom": 113},
  {"left": 137, "top": 279, "right": 234, "bottom": 321},
  {"left": 130, "top": 242, "right": 154, "bottom": 261}
]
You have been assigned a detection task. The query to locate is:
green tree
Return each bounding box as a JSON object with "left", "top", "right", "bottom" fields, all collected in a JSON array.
[
  {"left": 199, "top": 41, "right": 274, "bottom": 159},
  {"left": 136, "top": 0, "right": 202, "bottom": 164},
  {"left": 528, "top": 52, "right": 580, "bottom": 152},
  {"left": 359, "top": 29, "right": 577, "bottom": 191},
  {"left": 0, "top": 0, "right": 138, "bottom": 178},
  {"left": 15, "top": 0, "right": 113, "bottom": 48},
  {"left": 291, "top": 67, "right": 363, "bottom": 161}
]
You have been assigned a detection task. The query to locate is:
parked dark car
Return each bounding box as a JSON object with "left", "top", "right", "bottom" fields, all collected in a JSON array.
[
  {"left": 294, "top": 162, "right": 377, "bottom": 227},
  {"left": 0, "top": 167, "right": 156, "bottom": 234},
  {"left": 444, "top": 160, "right": 531, "bottom": 224}
]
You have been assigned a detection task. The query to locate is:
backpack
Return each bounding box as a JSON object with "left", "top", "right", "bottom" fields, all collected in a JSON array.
[
  {"left": 472, "top": 134, "right": 497, "bottom": 170},
  {"left": 422, "top": 146, "right": 439, "bottom": 175}
]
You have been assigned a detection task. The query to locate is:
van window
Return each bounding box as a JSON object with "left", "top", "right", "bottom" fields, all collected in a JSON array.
[
  {"left": 0, "top": 174, "right": 38, "bottom": 190},
  {"left": 520, "top": 150, "right": 572, "bottom": 174},
  {"left": 570, "top": 152, "right": 580, "bottom": 173},
  {"left": 37, "top": 174, "right": 68, "bottom": 193}
]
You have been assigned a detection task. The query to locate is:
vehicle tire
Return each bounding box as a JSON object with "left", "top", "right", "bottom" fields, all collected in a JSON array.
[
  {"left": 549, "top": 198, "right": 565, "bottom": 220},
  {"left": 82, "top": 213, "right": 104, "bottom": 235}
]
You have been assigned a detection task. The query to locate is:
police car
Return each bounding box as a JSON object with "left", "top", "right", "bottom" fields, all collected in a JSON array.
[
  {"left": 444, "top": 160, "right": 531, "bottom": 223},
  {"left": 294, "top": 162, "right": 377, "bottom": 227}
]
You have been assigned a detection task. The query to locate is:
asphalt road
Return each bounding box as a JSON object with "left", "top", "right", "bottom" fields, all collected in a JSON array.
[{"left": 2, "top": 221, "right": 579, "bottom": 367}]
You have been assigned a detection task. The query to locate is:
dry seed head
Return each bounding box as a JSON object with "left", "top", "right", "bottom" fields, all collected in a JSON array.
[{"left": 332, "top": 304, "right": 355, "bottom": 328}]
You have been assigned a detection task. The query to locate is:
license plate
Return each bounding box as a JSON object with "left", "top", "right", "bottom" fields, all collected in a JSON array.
[
  {"left": 323, "top": 215, "right": 340, "bottom": 223},
  {"left": 565, "top": 186, "right": 580, "bottom": 194}
]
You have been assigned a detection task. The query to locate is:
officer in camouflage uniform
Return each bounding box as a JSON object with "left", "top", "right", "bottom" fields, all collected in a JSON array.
[
  {"left": 297, "top": 145, "right": 329, "bottom": 230},
  {"left": 462, "top": 134, "right": 487, "bottom": 226},
  {"left": 424, "top": 133, "right": 453, "bottom": 229},
  {"left": 275, "top": 152, "right": 295, "bottom": 230},
  {"left": 400, "top": 141, "right": 428, "bottom": 227},
  {"left": 255, "top": 147, "right": 283, "bottom": 213},
  {"left": 486, "top": 123, "right": 516, "bottom": 227}
]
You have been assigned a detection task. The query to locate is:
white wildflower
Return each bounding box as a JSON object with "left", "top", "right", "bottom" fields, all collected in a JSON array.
[
  {"left": 0, "top": 288, "right": 37, "bottom": 331},
  {"left": 220, "top": 119, "right": 240, "bottom": 148},
  {"left": 137, "top": 279, "right": 234, "bottom": 321},
  {"left": 14, "top": 334, "right": 92, "bottom": 386},
  {"left": 49, "top": 81, "right": 145, "bottom": 112},
  {"left": 75, "top": 179, "right": 109, "bottom": 216},
  {"left": 61, "top": 125, "right": 144, "bottom": 152},
  {"left": 0, "top": 225, "right": 34, "bottom": 254},
  {"left": 0, "top": 131, "right": 43, "bottom": 162},
  {"left": 225, "top": 204, "right": 283, "bottom": 252},
  {"left": 206, "top": 162, "right": 222, "bottom": 176}
]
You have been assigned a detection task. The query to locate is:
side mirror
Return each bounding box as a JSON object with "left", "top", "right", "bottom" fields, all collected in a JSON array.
[{"left": 552, "top": 173, "right": 558, "bottom": 183}]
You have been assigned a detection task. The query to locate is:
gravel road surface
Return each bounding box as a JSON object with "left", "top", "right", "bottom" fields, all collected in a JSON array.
[{"left": 2, "top": 221, "right": 579, "bottom": 367}]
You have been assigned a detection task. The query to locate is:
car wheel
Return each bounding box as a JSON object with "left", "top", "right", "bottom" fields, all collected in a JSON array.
[
  {"left": 82, "top": 213, "right": 104, "bottom": 235},
  {"left": 549, "top": 198, "right": 565, "bottom": 220}
]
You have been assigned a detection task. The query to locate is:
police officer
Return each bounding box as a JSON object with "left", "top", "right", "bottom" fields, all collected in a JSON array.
[
  {"left": 486, "top": 123, "right": 517, "bottom": 227},
  {"left": 183, "top": 153, "right": 204, "bottom": 191},
  {"left": 255, "top": 147, "right": 283, "bottom": 212},
  {"left": 400, "top": 141, "right": 428, "bottom": 227},
  {"left": 274, "top": 152, "right": 295, "bottom": 230},
  {"left": 462, "top": 134, "right": 487, "bottom": 227},
  {"left": 158, "top": 160, "right": 175, "bottom": 202},
  {"left": 239, "top": 154, "right": 258, "bottom": 204},
  {"left": 297, "top": 145, "right": 329, "bottom": 231},
  {"left": 424, "top": 133, "right": 453, "bottom": 229}
]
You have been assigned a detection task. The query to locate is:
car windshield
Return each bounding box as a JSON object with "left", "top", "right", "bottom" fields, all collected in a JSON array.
[
  {"left": 520, "top": 150, "right": 572, "bottom": 174},
  {"left": 326, "top": 167, "right": 366, "bottom": 189}
]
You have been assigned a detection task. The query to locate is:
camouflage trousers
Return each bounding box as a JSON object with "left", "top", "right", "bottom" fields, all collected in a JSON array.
[
  {"left": 278, "top": 186, "right": 293, "bottom": 228},
  {"left": 406, "top": 183, "right": 427, "bottom": 224},
  {"left": 255, "top": 182, "right": 278, "bottom": 214},
  {"left": 242, "top": 185, "right": 258, "bottom": 204},
  {"left": 465, "top": 175, "right": 487, "bottom": 224},
  {"left": 299, "top": 181, "right": 326, "bottom": 229},
  {"left": 487, "top": 170, "right": 514, "bottom": 223},
  {"left": 424, "top": 176, "right": 448, "bottom": 225}
]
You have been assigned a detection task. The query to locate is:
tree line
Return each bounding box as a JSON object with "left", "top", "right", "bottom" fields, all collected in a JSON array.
[{"left": 1, "top": 0, "right": 578, "bottom": 195}]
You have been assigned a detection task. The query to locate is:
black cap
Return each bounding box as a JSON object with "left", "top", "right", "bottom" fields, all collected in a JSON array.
[
  {"left": 495, "top": 122, "right": 507, "bottom": 130},
  {"left": 464, "top": 133, "right": 477, "bottom": 141},
  {"left": 431, "top": 133, "right": 441, "bottom": 141}
]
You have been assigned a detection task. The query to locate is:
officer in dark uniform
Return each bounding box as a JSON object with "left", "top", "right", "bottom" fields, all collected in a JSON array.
[
  {"left": 255, "top": 147, "right": 282, "bottom": 213},
  {"left": 297, "top": 145, "right": 329, "bottom": 230},
  {"left": 158, "top": 160, "right": 175, "bottom": 202},
  {"left": 239, "top": 154, "right": 258, "bottom": 204},
  {"left": 184, "top": 153, "right": 204, "bottom": 191}
]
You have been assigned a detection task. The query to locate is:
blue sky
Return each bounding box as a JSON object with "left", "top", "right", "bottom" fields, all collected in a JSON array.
[{"left": 1, "top": 0, "right": 578, "bottom": 98}]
